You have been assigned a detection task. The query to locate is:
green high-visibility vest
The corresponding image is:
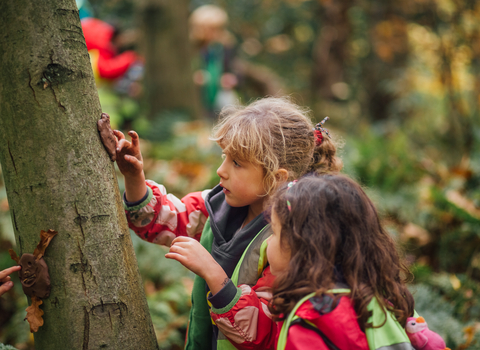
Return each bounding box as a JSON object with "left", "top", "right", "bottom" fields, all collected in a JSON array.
[{"left": 185, "top": 218, "right": 270, "bottom": 350}]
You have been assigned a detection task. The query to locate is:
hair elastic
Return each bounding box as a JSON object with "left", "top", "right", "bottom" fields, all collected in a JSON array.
[
  {"left": 314, "top": 117, "right": 331, "bottom": 145},
  {"left": 286, "top": 180, "right": 297, "bottom": 211}
]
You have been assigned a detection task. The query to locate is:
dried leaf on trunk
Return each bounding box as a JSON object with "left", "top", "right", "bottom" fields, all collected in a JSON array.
[
  {"left": 8, "top": 249, "right": 20, "bottom": 264},
  {"left": 25, "top": 296, "right": 44, "bottom": 332},
  {"left": 33, "top": 229, "right": 58, "bottom": 261}
]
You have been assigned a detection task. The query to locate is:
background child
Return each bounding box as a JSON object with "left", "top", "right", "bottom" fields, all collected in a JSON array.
[
  {"left": 114, "top": 97, "right": 342, "bottom": 349},
  {"left": 189, "top": 5, "right": 239, "bottom": 119},
  {"left": 267, "top": 175, "right": 416, "bottom": 350}
]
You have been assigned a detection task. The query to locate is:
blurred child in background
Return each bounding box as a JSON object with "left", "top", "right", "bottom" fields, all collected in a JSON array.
[{"left": 189, "top": 5, "right": 239, "bottom": 119}]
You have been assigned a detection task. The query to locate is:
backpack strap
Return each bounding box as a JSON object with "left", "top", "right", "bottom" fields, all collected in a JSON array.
[
  {"left": 290, "top": 318, "right": 341, "bottom": 350},
  {"left": 277, "top": 289, "right": 350, "bottom": 350},
  {"left": 216, "top": 224, "right": 270, "bottom": 350}
]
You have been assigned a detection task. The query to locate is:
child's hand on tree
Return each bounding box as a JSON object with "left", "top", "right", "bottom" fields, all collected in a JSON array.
[
  {"left": 114, "top": 130, "right": 147, "bottom": 202},
  {"left": 166, "top": 236, "right": 228, "bottom": 295},
  {"left": 114, "top": 130, "right": 144, "bottom": 177}
]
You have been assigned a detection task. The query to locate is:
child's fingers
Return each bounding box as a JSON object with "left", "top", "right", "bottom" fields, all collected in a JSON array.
[
  {"left": 0, "top": 276, "right": 12, "bottom": 284},
  {"left": 171, "top": 236, "right": 194, "bottom": 245},
  {"left": 128, "top": 131, "right": 140, "bottom": 147},
  {"left": 0, "top": 266, "right": 21, "bottom": 280},
  {"left": 123, "top": 155, "right": 140, "bottom": 165},
  {"left": 113, "top": 130, "right": 125, "bottom": 141},
  {"left": 165, "top": 253, "right": 193, "bottom": 271},
  {"left": 0, "top": 281, "right": 14, "bottom": 296},
  {"left": 116, "top": 138, "right": 131, "bottom": 153},
  {"left": 168, "top": 243, "right": 189, "bottom": 255},
  {"left": 165, "top": 252, "right": 182, "bottom": 261}
]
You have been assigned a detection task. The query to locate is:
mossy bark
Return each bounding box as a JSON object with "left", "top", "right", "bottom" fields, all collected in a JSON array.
[{"left": 0, "top": 1, "right": 158, "bottom": 349}]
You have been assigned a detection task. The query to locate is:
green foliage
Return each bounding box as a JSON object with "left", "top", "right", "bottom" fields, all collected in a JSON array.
[
  {"left": 132, "top": 233, "right": 193, "bottom": 349},
  {"left": 0, "top": 344, "right": 19, "bottom": 350}
]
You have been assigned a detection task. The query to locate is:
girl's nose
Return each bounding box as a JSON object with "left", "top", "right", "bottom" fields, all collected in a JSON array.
[{"left": 217, "top": 160, "right": 227, "bottom": 179}]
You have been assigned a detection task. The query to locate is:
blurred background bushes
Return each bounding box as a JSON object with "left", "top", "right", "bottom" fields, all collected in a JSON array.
[{"left": 1, "top": 0, "right": 480, "bottom": 348}]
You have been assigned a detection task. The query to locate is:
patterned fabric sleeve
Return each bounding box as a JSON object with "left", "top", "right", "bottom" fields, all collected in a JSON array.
[
  {"left": 209, "top": 267, "right": 277, "bottom": 350},
  {"left": 125, "top": 180, "right": 210, "bottom": 246}
]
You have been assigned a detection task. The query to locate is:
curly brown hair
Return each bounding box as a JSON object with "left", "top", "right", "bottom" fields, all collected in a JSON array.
[
  {"left": 211, "top": 97, "right": 343, "bottom": 195},
  {"left": 268, "top": 174, "right": 414, "bottom": 330}
]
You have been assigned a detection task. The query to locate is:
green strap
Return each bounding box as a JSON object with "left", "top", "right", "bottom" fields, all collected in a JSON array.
[
  {"left": 185, "top": 218, "right": 214, "bottom": 350},
  {"left": 257, "top": 238, "right": 269, "bottom": 277},
  {"left": 365, "top": 298, "right": 412, "bottom": 350},
  {"left": 217, "top": 225, "right": 270, "bottom": 350},
  {"left": 277, "top": 289, "right": 352, "bottom": 349},
  {"left": 277, "top": 292, "right": 317, "bottom": 350},
  {"left": 230, "top": 225, "right": 269, "bottom": 285}
]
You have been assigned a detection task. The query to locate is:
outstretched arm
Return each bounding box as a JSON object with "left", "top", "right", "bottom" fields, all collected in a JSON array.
[{"left": 167, "top": 237, "right": 278, "bottom": 350}]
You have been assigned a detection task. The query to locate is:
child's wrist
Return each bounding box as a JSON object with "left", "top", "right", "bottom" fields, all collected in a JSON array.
[
  {"left": 204, "top": 263, "right": 228, "bottom": 295},
  {"left": 124, "top": 171, "right": 145, "bottom": 183},
  {"left": 124, "top": 173, "right": 147, "bottom": 203}
]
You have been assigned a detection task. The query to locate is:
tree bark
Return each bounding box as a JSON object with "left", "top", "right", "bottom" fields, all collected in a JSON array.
[
  {"left": 139, "top": 0, "right": 200, "bottom": 120},
  {"left": 0, "top": 1, "right": 158, "bottom": 349}
]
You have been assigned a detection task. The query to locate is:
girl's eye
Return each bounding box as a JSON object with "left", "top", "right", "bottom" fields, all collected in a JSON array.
[
  {"left": 233, "top": 160, "right": 240, "bottom": 167},
  {"left": 221, "top": 153, "right": 226, "bottom": 160}
]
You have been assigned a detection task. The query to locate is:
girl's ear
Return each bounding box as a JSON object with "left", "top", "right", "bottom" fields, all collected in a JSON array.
[{"left": 275, "top": 168, "right": 289, "bottom": 183}]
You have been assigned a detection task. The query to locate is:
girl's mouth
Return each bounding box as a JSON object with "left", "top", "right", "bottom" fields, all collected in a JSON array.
[{"left": 220, "top": 183, "right": 230, "bottom": 194}]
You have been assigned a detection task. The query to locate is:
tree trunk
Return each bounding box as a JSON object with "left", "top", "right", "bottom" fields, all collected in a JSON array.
[
  {"left": 311, "top": 0, "right": 353, "bottom": 101},
  {"left": 139, "top": 0, "right": 200, "bottom": 120},
  {"left": 0, "top": 1, "right": 158, "bottom": 349}
]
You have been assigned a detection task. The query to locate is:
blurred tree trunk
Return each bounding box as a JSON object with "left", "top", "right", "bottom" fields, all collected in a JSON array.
[
  {"left": 311, "top": 0, "right": 353, "bottom": 101},
  {"left": 430, "top": 1, "right": 475, "bottom": 158},
  {"left": 139, "top": 0, "right": 200, "bottom": 120},
  {"left": 311, "top": 1, "right": 409, "bottom": 122},
  {"left": 361, "top": 2, "right": 409, "bottom": 121},
  {"left": 0, "top": 1, "right": 158, "bottom": 349}
]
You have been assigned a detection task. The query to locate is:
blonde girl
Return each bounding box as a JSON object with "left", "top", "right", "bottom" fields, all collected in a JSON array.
[{"left": 114, "top": 97, "right": 342, "bottom": 350}]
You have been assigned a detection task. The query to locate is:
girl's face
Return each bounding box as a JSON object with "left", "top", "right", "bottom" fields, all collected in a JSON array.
[
  {"left": 217, "top": 152, "right": 267, "bottom": 215},
  {"left": 267, "top": 209, "right": 291, "bottom": 276}
]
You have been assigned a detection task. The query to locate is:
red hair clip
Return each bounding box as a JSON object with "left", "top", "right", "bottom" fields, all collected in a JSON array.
[{"left": 314, "top": 117, "right": 330, "bottom": 145}]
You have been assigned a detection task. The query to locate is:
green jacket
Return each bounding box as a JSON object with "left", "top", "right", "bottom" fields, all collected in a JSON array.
[{"left": 185, "top": 218, "right": 270, "bottom": 350}]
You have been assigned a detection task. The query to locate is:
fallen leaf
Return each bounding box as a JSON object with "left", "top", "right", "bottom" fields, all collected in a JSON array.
[
  {"left": 9, "top": 249, "right": 20, "bottom": 264},
  {"left": 446, "top": 190, "right": 480, "bottom": 219},
  {"left": 401, "top": 223, "right": 431, "bottom": 246},
  {"left": 33, "top": 229, "right": 58, "bottom": 261},
  {"left": 449, "top": 274, "right": 461, "bottom": 290},
  {"left": 25, "top": 296, "right": 44, "bottom": 332},
  {"left": 456, "top": 326, "right": 476, "bottom": 350}
]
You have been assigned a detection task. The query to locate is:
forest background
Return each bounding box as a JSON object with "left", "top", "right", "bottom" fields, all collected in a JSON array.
[{"left": 1, "top": 0, "right": 480, "bottom": 349}]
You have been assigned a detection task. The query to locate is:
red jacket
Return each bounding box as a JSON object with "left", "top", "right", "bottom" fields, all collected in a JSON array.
[
  {"left": 81, "top": 17, "right": 138, "bottom": 79},
  {"left": 210, "top": 267, "right": 277, "bottom": 350},
  {"left": 277, "top": 295, "right": 370, "bottom": 350}
]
